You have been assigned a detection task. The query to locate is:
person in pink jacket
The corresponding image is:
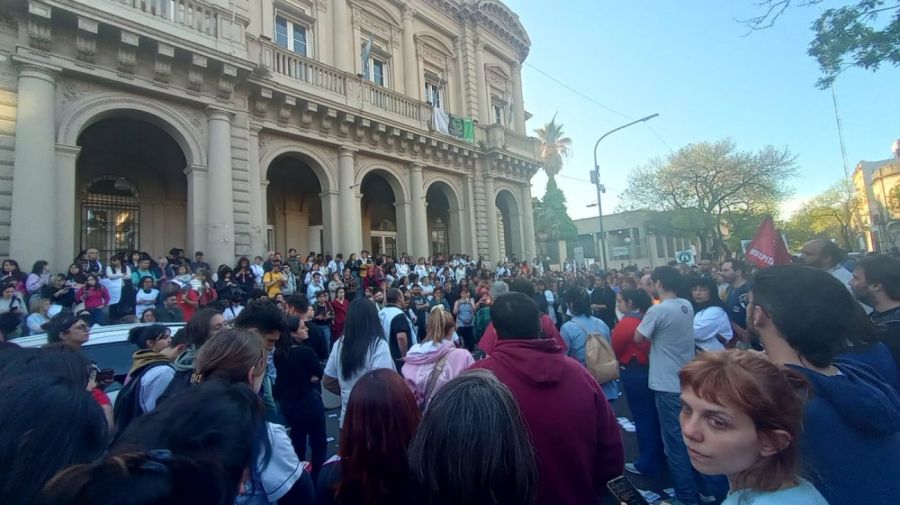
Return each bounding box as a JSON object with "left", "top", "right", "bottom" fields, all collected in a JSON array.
[
  {"left": 402, "top": 306, "right": 474, "bottom": 409},
  {"left": 76, "top": 273, "right": 110, "bottom": 325}
]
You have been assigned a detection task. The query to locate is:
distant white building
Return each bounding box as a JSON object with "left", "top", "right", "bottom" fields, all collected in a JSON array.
[{"left": 572, "top": 210, "right": 695, "bottom": 270}]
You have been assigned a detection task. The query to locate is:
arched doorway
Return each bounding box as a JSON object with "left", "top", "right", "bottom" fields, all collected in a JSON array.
[
  {"left": 76, "top": 118, "right": 187, "bottom": 260},
  {"left": 496, "top": 189, "right": 522, "bottom": 261},
  {"left": 267, "top": 155, "right": 324, "bottom": 255},
  {"left": 426, "top": 181, "right": 463, "bottom": 256},
  {"left": 361, "top": 171, "right": 398, "bottom": 257}
]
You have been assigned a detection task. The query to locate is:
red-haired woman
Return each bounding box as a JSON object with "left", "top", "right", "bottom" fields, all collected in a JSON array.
[
  {"left": 316, "top": 369, "right": 420, "bottom": 505},
  {"left": 677, "top": 350, "right": 827, "bottom": 505}
]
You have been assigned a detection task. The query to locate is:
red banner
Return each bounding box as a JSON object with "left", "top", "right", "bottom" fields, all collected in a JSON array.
[{"left": 744, "top": 216, "right": 791, "bottom": 268}]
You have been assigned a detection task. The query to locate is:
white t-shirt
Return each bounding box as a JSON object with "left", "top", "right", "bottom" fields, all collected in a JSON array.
[
  {"left": 693, "top": 306, "right": 733, "bottom": 352},
  {"left": 135, "top": 289, "right": 159, "bottom": 317},
  {"left": 324, "top": 337, "right": 395, "bottom": 426},
  {"left": 236, "top": 422, "right": 303, "bottom": 505}
]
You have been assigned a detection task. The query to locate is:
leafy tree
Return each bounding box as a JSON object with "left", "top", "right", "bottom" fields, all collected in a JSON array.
[
  {"left": 783, "top": 179, "right": 860, "bottom": 250},
  {"left": 533, "top": 178, "right": 578, "bottom": 242},
  {"left": 534, "top": 113, "right": 572, "bottom": 180},
  {"left": 743, "top": 1, "right": 900, "bottom": 88},
  {"left": 621, "top": 139, "right": 797, "bottom": 258}
]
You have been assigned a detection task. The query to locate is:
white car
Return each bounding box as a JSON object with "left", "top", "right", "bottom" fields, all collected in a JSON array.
[{"left": 14, "top": 322, "right": 186, "bottom": 403}]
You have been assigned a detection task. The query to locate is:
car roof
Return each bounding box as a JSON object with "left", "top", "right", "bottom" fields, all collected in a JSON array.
[{"left": 13, "top": 322, "right": 186, "bottom": 348}]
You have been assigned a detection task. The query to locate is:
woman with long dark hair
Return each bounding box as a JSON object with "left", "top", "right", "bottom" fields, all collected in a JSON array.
[
  {"left": 1, "top": 259, "right": 27, "bottom": 294},
  {"left": 26, "top": 260, "right": 51, "bottom": 301},
  {"left": 317, "top": 369, "right": 420, "bottom": 505},
  {"left": 234, "top": 257, "right": 256, "bottom": 299},
  {"left": 275, "top": 316, "right": 326, "bottom": 480},
  {"left": 323, "top": 299, "right": 395, "bottom": 426},
  {"left": 687, "top": 276, "right": 733, "bottom": 352},
  {"left": 408, "top": 369, "right": 537, "bottom": 505},
  {"left": 111, "top": 381, "right": 265, "bottom": 504},
  {"left": 76, "top": 273, "right": 110, "bottom": 325},
  {"left": 0, "top": 372, "right": 107, "bottom": 505}
]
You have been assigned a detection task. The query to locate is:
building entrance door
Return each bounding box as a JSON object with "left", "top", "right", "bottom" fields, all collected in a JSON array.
[{"left": 371, "top": 232, "right": 397, "bottom": 258}]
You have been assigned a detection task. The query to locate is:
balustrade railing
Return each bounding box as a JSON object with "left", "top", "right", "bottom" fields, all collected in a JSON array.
[{"left": 112, "top": 0, "right": 217, "bottom": 36}]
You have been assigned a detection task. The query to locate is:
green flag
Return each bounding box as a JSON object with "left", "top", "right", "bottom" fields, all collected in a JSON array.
[{"left": 449, "top": 115, "right": 475, "bottom": 144}]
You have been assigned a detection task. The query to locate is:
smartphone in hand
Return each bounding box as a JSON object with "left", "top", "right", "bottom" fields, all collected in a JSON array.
[{"left": 606, "top": 476, "right": 649, "bottom": 505}]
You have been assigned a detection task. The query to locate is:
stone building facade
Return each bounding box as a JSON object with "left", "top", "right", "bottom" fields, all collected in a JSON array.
[
  {"left": 0, "top": 0, "right": 541, "bottom": 271},
  {"left": 852, "top": 141, "right": 900, "bottom": 252}
]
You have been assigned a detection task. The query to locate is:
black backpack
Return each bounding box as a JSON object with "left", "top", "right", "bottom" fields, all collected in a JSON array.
[{"left": 113, "top": 361, "right": 173, "bottom": 435}]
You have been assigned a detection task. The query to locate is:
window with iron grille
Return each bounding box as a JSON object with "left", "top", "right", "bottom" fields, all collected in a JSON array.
[{"left": 81, "top": 178, "right": 139, "bottom": 260}]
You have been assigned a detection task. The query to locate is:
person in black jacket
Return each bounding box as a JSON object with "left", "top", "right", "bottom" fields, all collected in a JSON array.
[
  {"left": 285, "top": 294, "right": 329, "bottom": 363},
  {"left": 588, "top": 274, "right": 617, "bottom": 330},
  {"left": 275, "top": 316, "right": 326, "bottom": 480}
]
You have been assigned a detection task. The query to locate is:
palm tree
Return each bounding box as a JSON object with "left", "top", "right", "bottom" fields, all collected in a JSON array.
[{"left": 534, "top": 112, "right": 572, "bottom": 180}]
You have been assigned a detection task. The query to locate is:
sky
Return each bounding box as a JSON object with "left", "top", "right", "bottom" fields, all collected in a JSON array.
[{"left": 505, "top": 0, "right": 900, "bottom": 221}]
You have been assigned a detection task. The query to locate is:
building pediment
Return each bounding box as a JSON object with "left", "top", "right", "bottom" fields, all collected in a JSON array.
[{"left": 474, "top": 0, "right": 530, "bottom": 58}]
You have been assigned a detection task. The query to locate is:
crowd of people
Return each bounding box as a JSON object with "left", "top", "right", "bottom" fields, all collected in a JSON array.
[{"left": 0, "top": 238, "right": 899, "bottom": 505}]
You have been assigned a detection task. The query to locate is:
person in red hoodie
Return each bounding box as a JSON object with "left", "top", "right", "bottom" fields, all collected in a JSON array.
[{"left": 470, "top": 292, "right": 624, "bottom": 505}]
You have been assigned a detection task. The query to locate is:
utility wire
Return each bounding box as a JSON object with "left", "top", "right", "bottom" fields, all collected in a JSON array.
[{"left": 523, "top": 61, "right": 674, "bottom": 154}]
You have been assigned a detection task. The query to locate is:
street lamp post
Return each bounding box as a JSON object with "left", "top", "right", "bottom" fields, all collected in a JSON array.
[{"left": 591, "top": 113, "right": 659, "bottom": 271}]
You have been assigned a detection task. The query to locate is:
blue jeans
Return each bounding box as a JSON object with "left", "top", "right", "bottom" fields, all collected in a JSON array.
[
  {"left": 655, "top": 391, "right": 728, "bottom": 505},
  {"left": 621, "top": 363, "right": 666, "bottom": 475}
]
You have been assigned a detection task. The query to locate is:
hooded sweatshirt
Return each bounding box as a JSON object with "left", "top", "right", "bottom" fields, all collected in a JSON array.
[
  {"left": 471, "top": 339, "right": 624, "bottom": 505},
  {"left": 401, "top": 340, "right": 474, "bottom": 408},
  {"left": 125, "top": 349, "right": 175, "bottom": 413},
  {"left": 788, "top": 360, "right": 900, "bottom": 505}
]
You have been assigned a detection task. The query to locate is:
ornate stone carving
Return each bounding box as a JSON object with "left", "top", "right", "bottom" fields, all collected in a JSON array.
[
  {"left": 188, "top": 54, "right": 207, "bottom": 91},
  {"left": 75, "top": 17, "right": 98, "bottom": 63},
  {"left": 154, "top": 43, "right": 174, "bottom": 83},
  {"left": 217, "top": 64, "right": 237, "bottom": 99},
  {"left": 254, "top": 88, "right": 272, "bottom": 116},
  {"left": 117, "top": 31, "right": 139, "bottom": 74},
  {"left": 300, "top": 101, "right": 317, "bottom": 128},
  {"left": 27, "top": 2, "right": 52, "bottom": 51},
  {"left": 279, "top": 95, "right": 295, "bottom": 123}
]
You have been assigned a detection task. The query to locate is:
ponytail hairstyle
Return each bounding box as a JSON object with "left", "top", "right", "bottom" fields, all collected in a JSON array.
[
  {"left": 679, "top": 349, "right": 810, "bottom": 493},
  {"left": 425, "top": 307, "right": 454, "bottom": 345},
  {"left": 191, "top": 328, "right": 266, "bottom": 386}
]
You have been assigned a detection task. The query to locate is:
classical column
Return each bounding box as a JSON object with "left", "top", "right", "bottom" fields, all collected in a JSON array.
[
  {"left": 484, "top": 174, "right": 500, "bottom": 263},
  {"left": 401, "top": 6, "right": 419, "bottom": 97},
  {"left": 185, "top": 164, "right": 209, "bottom": 256},
  {"left": 338, "top": 147, "right": 361, "bottom": 254},
  {"left": 206, "top": 107, "right": 235, "bottom": 269},
  {"left": 474, "top": 38, "right": 490, "bottom": 124},
  {"left": 511, "top": 61, "right": 526, "bottom": 134},
  {"left": 408, "top": 163, "right": 429, "bottom": 257},
  {"left": 332, "top": 0, "right": 352, "bottom": 72},
  {"left": 247, "top": 125, "right": 265, "bottom": 258},
  {"left": 9, "top": 62, "right": 59, "bottom": 263},
  {"left": 464, "top": 174, "right": 477, "bottom": 254},
  {"left": 54, "top": 145, "right": 80, "bottom": 271},
  {"left": 521, "top": 183, "right": 536, "bottom": 261}
]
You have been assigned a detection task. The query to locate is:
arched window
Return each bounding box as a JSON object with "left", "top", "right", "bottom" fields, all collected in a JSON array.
[{"left": 81, "top": 177, "right": 139, "bottom": 259}]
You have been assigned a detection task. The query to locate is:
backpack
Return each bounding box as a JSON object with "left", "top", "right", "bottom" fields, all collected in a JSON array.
[
  {"left": 572, "top": 320, "right": 619, "bottom": 384},
  {"left": 113, "top": 361, "right": 172, "bottom": 435}
]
